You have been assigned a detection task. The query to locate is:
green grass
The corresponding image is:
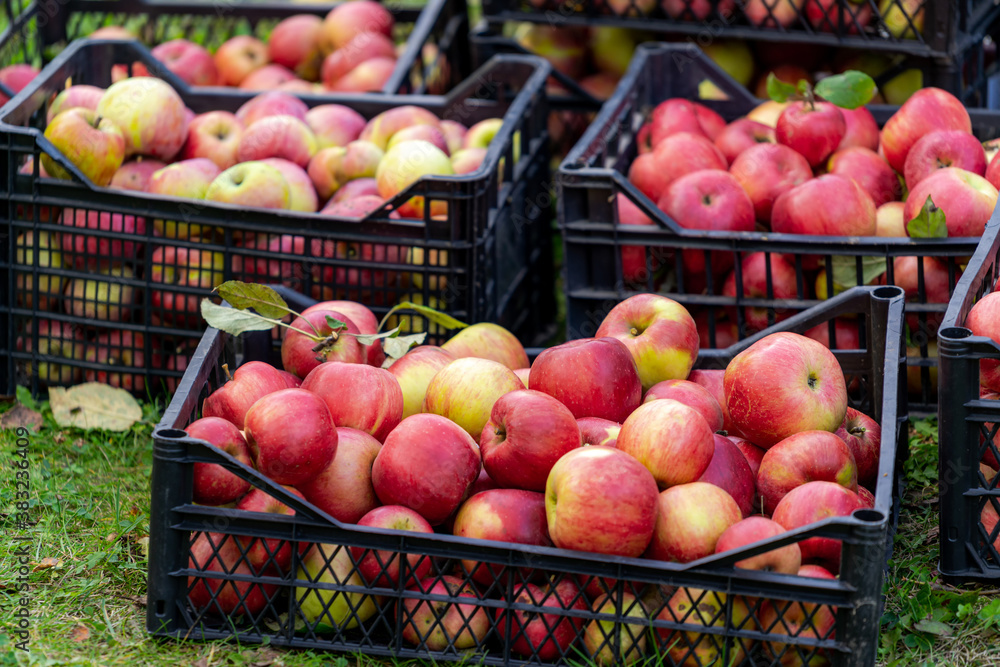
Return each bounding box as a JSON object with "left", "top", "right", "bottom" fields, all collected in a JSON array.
[{"left": 2, "top": 396, "right": 999, "bottom": 665}]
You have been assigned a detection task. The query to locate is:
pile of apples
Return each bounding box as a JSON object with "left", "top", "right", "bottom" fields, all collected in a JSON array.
[
  {"left": 184, "top": 292, "right": 882, "bottom": 664},
  {"left": 619, "top": 85, "right": 998, "bottom": 342}
]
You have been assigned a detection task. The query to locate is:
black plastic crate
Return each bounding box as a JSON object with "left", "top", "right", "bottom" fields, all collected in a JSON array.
[
  {"left": 937, "top": 215, "right": 1000, "bottom": 583},
  {"left": 148, "top": 283, "right": 907, "bottom": 667},
  {"left": 557, "top": 42, "right": 1000, "bottom": 416},
  {"left": 0, "top": 0, "right": 472, "bottom": 98},
  {"left": 0, "top": 40, "right": 555, "bottom": 396}
]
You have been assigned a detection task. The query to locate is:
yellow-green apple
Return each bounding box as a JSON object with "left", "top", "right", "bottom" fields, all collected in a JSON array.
[
  {"left": 150, "top": 245, "right": 225, "bottom": 327},
  {"left": 890, "top": 255, "right": 953, "bottom": 336},
  {"left": 584, "top": 592, "right": 648, "bottom": 666},
  {"left": 64, "top": 264, "right": 134, "bottom": 321},
  {"left": 903, "top": 167, "right": 998, "bottom": 237},
  {"left": 440, "top": 120, "right": 467, "bottom": 154},
  {"left": 235, "top": 486, "right": 308, "bottom": 573},
  {"left": 876, "top": 201, "right": 907, "bottom": 237},
  {"left": 0, "top": 63, "right": 37, "bottom": 105},
  {"left": 729, "top": 143, "right": 812, "bottom": 223},
  {"left": 904, "top": 130, "right": 987, "bottom": 189},
  {"left": 237, "top": 115, "right": 319, "bottom": 167},
  {"left": 214, "top": 35, "right": 269, "bottom": 86},
  {"left": 329, "top": 177, "right": 379, "bottom": 204},
  {"left": 577, "top": 417, "right": 620, "bottom": 447},
  {"left": 399, "top": 575, "right": 489, "bottom": 650},
  {"left": 835, "top": 408, "right": 881, "bottom": 491},
  {"left": 327, "top": 56, "right": 396, "bottom": 92},
  {"left": 387, "top": 346, "right": 456, "bottom": 418},
  {"left": 319, "top": 0, "right": 393, "bottom": 54},
  {"left": 757, "top": 430, "right": 859, "bottom": 514},
  {"left": 235, "top": 92, "right": 308, "bottom": 128},
  {"left": 268, "top": 14, "right": 324, "bottom": 80},
  {"left": 772, "top": 174, "right": 878, "bottom": 236},
  {"left": 722, "top": 252, "right": 798, "bottom": 333},
  {"left": 205, "top": 161, "right": 291, "bottom": 210},
  {"left": 240, "top": 64, "right": 298, "bottom": 90},
  {"left": 349, "top": 505, "right": 434, "bottom": 587},
  {"left": 46, "top": 84, "right": 104, "bottom": 124},
  {"left": 306, "top": 104, "right": 367, "bottom": 149},
  {"left": 828, "top": 147, "right": 902, "bottom": 207},
  {"left": 495, "top": 579, "right": 586, "bottom": 660},
  {"left": 440, "top": 322, "right": 529, "bottom": 370},
  {"left": 698, "top": 434, "right": 756, "bottom": 517},
  {"left": 148, "top": 158, "right": 221, "bottom": 238},
  {"left": 480, "top": 390, "right": 581, "bottom": 491},
  {"left": 450, "top": 147, "right": 487, "bottom": 174},
  {"left": 16, "top": 319, "right": 85, "bottom": 386},
  {"left": 965, "top": 293, "right": 1000, "bottom": 392},
  {"left": 627, "top": 132, "right": 726, "bottom": 204},
  {"left": 42, "top": 108, "right": 125, "bottom": 186},
  {"left": 715, "top": 516, "right": 802, "bottom": 573},
  {"left": 463, "top": 118, "right": 504, "bottom": 150},
  {"left": 545, "top": 447, "right": 659, "bottom": 557},
  {"left": 452, "top": 488, "right": 551, "bottom": 585},
  {"left": 775, "top": 101, "right": 846, "bottom": 168},
  {"left": 15, "top": 231, "right": 64, "bottom": 310},
  {"left": 151, "top": 39, "right": 219, "bottom": 86},
  {"left": 838, "top": 106, "right": 880, "bottom": 151},
  {"left": 701, "top": 40, "right": 755, "bottom": 87},
  {"left": 188, "top": 532, "right": 275, "bottom": 617},
  {"left": 376, "top": 139, "right": 454, "bottom": 218},
  {"left": 83, "top": 329, "right": 145, "bottom": 391},
  {"left": 184, "top": 416, "right": 253, "bottom": 506},
  {"left": 258, "top": 158, "right": 318, "bottom": 213},
  {"left": 760, "top": 564, "right": 836, "bottom": 664},
  {"left": 655, "top": 587, "right": 750, "bottom": 665},
  {"left": 302, "top": 299, "right": 384, "bottom": 366},
  {"left": 307, "top": 141, "right": 384, "bottom": 200},
  {"left": 616, "top": 196, "right": 666, "bottom": 286},
  {"left": 301, "top": 362, "right": 403, "bottom": 442},
  {"left": 647, "top": 482, "right": 742, "bottom": 562},
  {"left": 714, "top": 119, "right": 775, "bottom": 164},
  {"left": 513, "top": 24, "right": 587, "bottom": 80},
  {"left": 182, "top": 111, "right": 244, "bottom": 170},
  {"left": 725, "top": 332, "right": 848, "bottom": 448},
  {"left": 659, "top": 169, "right": 756, "bottom": 279},
  {"left": 530, "top": 337, "right": 641, "bottom": 423},
  {"left": 281, "top": 309, "right": 365, "bottom": 378},
  {"left": 371, "top": 413, "right": 480, "bottom": 525},
  {"left": 644, "top": 380, "right": 722, "bottom": 432},
  {"left": 297, "top": 427, "right": 382, "bottom": 523},
  {"left": 616, "top": 398, "right": 715, "bottom": 489},
  {"left": 881, "top": 88, "right": 971, "bottom": 173},
  {"left": 423, "top": 357, "right": 525, "bottom": 441},
  {"left": 96, "top": 77, "right": 189, "bottom": 160},
  {"left": 244, "top": 387, "right": 338, "bottom": 486},
  {"left": 321, "top": 32, "right": 396, "bottom": 89},
  {"left": 650, "top": 99, "right": 726, "bottom": 145},
  {"left": 879, "top": 0, "right": 923, "bottom": 38},
  {"left": 744, "top": 0, "right": 805, "bottom": 25},
  {"left": 296, "top": 541, "right": 378, "bottom": 630},
  {"left": 747, "top": 100, "right": 790, "bottom": 128},
  {"left": 772, "top": 481, "right": 865, "bottom": 571},
  {"left": 202, "top": 361, "right": 289, "bottom": 430},
  {"left": 806, "top": 0, "right": 872, "bottom": 32},
  {"left": 110, "top": 159, "right": 166, "bottom": 191},
  {"left": 59, "top": 208, "right": 145, "bottom": 269},
  {"left": 595, "top": 294, "right": 699, "bottom": 391}
]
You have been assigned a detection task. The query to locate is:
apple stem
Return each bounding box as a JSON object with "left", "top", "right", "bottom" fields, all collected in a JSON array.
[
  {"left": 222, "top": 363, "right": 233, "bottom": 382},
  {"left": 849, "top": 426, "right": 867, "bottom": 437},
  {"left": 311, "top": 331, "right": 340, "bottom": 354}
]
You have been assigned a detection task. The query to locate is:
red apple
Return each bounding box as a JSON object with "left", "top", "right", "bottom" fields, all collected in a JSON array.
[
  {"left": 182, "top": 111, "right": 244, "bottom": 170},
  {"left": 772, "top": 481, "right": 866, "bottom": 571},
  {"left": 243, "top": 388, "right": 338, "bottom": 486},
  {"left": 296, "top": 427, "right": 382, "bottom": 523},
  {"left": 903, "top": 129, "right": 987, "bottom": 189},
  {"left": 110, "top": 159, "right": 167, "bottom": 192},
  {"left": 903, "top": 167, "right": 999, "bottom": 237},
  {"left": 714, "top": 118, "right": 776, "bottom": 163},
  {"left": 835, "top": 408, "right": 881, "bottom": 491},
  {"left": 730, "top": 436, "right": 765, "bottom": 478},
  {"left": 616, "top": 196, "right": 666, "bottom": 285},
  {"left": 698, "top": 434, "right": 756, "bottom": 517},
  {"left": 185, "top": 416, "right": 253, "bottom": 506},
  {"left": 0, "top": 63, "right": 38, "bottom": 105},
  {"left": 268, "top": 14, "right": 324, "bottom": 80},
  {"left": 202, "top": 361, "right": 288, "bottom": 430},
  {"left": 235, "top": 91, "right": 308, "bottom": 128},
  {"left": 188, "top": 532, "right": 275, "bottom": 616},
  {"left": 618, "top": 399, "right": 715, "bottom": 488},
  {"left": 545, "top": 447, "right": 659, "bottom": 557},
  {"left": 649, "top": 98, "right": 726, "bottom": 145},
  {"left": 968, "top": 293, "right": 1000, "bottom": 393},
  {"left": 371, "top": 414, "right": 480, "bottom": 525},
  {"left": 234, "top": 486, "right": 307, "bottom": 573},
  {"left": 301, "top": 299, "right": 384, "bottom": 367},
  {"left": 729, "top": 143, "right": 813, "bottom": 223},
  {"left": 775, "top": 101, "right": 846, "bottom": 168},
  {"left": 891, "top": 255, "right": 953, "bottom": 338},
  {"left": 215, "top": 35, "right": 269, "bottom": 86},
  {"left": 42, "top": 108, "right": 125, "bottom": 187},
  {"left": 644, "top": 379, "right": 724, "bottom": 432},
  {"left": 828, "top": 146, "right": 902, "bottom": 207},
  {"left": 646, "top": 482, "right": 742, "bottom": 562},
  {"left": 757, "top": 430, "right": 859, "bottom": 514},
  {"left": 530, "top": 338, "right": 642, "bottom": 423},
  {"left": 804, "top": 319, "right": 863, "bottom": 351},
  {"left": 280, "top": 309, "right": 365, "bottom": 379},
  {"left": 82, "top": 329, "right": 145, "bottom": 391},
  {"left": 350, "top": 505, "right": 434, "bottom": 588},
  {"left": 628, "top": 132, "right": 727, "bottom": 204},
  {"left": 881, "top": 87, "right": 972, "bottom": 173},
  {"left": 837, "top": 106, "right": 880, "bottom": 151},
  {"left": 399, "top": 575, "right": 489, "bottom": 650},
  {"left": 715, "top": 516, "right": 802, "bottom": 574},
  {"left": 724, "top": 332, "right": 848, "bottom": 448},
  {"left": 151, "top": 39, "right": 219, "bottom": 86},
  {"left": 321, "top": 32, "right": 396, "bottom": 89},
  {"left": 577, "top": 417, "right": 621, "bottom": 447},
  {"left": 688, "top": 368, "right": 741, "bottom": 437},
  {"left": 772, "top": 174, "right": 877, "bottom": 236},
  {"left": 722, "top": 252, "right": 798, "bottom": 334},
  {"left": 496, "top": 580, "right": 587, "bottom": 660},
  {"left": 300, "top": 362, "right": 403, "bottom": 443},
  {"left": 237, "top": 115, "right": 319, "bottom": 168},
  {"left": 319, "top": 0, "right": 394, "bottom": 54}
]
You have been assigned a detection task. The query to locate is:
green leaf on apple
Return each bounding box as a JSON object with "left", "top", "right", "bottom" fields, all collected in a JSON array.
[
  {"left": 831, "top": 255, "right": 888, "bottom": 294},
  {"left": 906, "top": 196, "right": 948, "bottom": 239},
  {"left": 766, "top": 73, "right": 799, "bottom": 103},
  {"left": 201, "top": 299, "right": 280, "bottom": 336},
  {"left": 383, "top": 333, "right": 428, "bottom": 360},
  {"left": 814, "top": 70, "right": 876, "bottom": 110},
  {"left": 50, "top": 383, "right": 142, "bottom": 431},
  {"left": 325, "top": 315, "right": 347, "bottom": 333},
  {"left": 353, "top": 326, "right": 404, "bottom": 346},
  {"left": 214, "top": 281, "right": 292, "bottom": 320},
  {"left": 378, "top": 302, "right": 470, "bottom": 333}
]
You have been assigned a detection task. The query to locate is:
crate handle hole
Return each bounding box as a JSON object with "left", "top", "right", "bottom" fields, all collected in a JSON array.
[
  {"left": 873, "top": 285, "right": 904, "bottom": 300},
  {"left": 157, "top": 429, "right": 188, "bottom": 439},
  {"left": 939, "top": 327, "right": 973, "bottom": 340},
  {"left": 852, "top": 509, "right": 885, "bottom": 523}
]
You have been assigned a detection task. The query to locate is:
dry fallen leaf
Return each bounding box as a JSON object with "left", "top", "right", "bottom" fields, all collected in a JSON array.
[
  {"left": 50, "top": 383, "right": 141, "bottom": 431},
  {"left": 70, "top": 624, "right": 90, "bottom": 642},
  {"left": 0, "top": 404, "right": 43, "bottom": 430},
  {"left": 32, "top": 557, "right": 62, "bottom": 571}
]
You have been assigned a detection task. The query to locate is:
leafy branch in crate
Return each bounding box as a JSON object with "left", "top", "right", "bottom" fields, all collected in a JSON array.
[{"left": 200, "top": 281, "right": 468, "bottom": 365}]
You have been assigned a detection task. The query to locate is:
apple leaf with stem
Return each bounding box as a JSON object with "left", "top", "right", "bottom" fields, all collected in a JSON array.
[
  {"left": 215, "top": 281, "right": 293, "bottom": 320},
  {"left": 766, "top": 70, "right": 876, "bottom": 110},
  {"left": 377, "top": 301, "right": 470, "bottom": 332},
  {"left": 906, "top": 196, "right": 948, "bottom": 238},
  {"left": 830, "top": 255, "right": 888, "bottom": 294}
]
